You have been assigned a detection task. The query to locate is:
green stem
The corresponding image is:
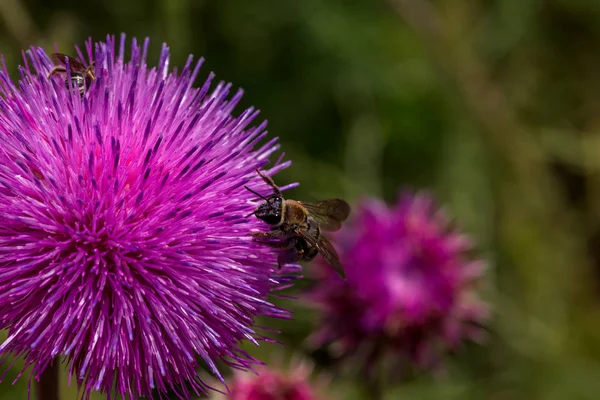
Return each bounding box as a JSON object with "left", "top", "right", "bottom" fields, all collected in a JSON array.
[
  {"left": 362, "top": 345, "right": 385, "bottom": 400},
  {"left": 37, "top": 361, "right": 60, "bottom": 400}
]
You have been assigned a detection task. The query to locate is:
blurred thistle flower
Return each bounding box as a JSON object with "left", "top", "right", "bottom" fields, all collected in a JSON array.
[
  {"left": 308, "top": 192, "right": 489, "bottom": 371},
  {"left": 211, "top": 358, "right": 328, "bottom": 400},
  {"left": 0, "top": 34, "right": 299, "bottom": 399}
]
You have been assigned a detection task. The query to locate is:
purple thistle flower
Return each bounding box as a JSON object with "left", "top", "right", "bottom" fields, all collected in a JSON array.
[
  {"left": 308, "top": 192, "right": 489, "bottom": 370},
  {"left": 212, "top": 358, "right": 327, "bottom": 400},
  {"left": 0, "top": 34, "right": 299, "bottom": 399}
]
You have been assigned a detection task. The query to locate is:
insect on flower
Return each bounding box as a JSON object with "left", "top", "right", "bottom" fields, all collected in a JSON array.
[
  {"left": 0, "top": 34, "right": 299, "bottom": 400},
  {"left": 246, "top": 169, "right": 350, "bottom": 278},
  {"left": 48, "top": 52, "right": 96, "bottom": 96}
]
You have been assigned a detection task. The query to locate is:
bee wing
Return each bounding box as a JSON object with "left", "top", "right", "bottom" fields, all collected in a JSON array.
[
  {"left": 50, "top": 53, "right": 66, "bottom": 66},
  {"left": 298, "top": 199, "right": 351, "bottom": 232},
  {"left": 298, "top": 227, "right": 346, "bottom": 279},
  {"left": 50, "top": 53, "right": 86, "bottom": 71}
]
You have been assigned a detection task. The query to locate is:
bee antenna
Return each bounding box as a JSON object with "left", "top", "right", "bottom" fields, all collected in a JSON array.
[
  {"left": 244, "top": 186, "right": 267, "bottom": 201},
  {"left": 254, "top": 168, "right": 282, "bottom": 196},
  {"left": 244, "top": 210, "right": 256, "bottom": 218}
]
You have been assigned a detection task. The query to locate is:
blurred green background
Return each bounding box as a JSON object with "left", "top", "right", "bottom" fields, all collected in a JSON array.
[{"left": 2, "top": 0, "right": 600, "bottom": 399}]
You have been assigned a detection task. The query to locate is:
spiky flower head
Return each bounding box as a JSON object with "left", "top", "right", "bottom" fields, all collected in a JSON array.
[
  {"left": 308, "top": 192, "right": 489, "bottom": 370},
  {"left": 212, "top": 358, "right": 327, "bottom": 400},
  {"left": 0, "top": 34, "right": 298, "bottom": 399}
]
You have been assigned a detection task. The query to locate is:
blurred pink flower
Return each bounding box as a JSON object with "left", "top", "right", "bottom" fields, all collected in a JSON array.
[
  {"left": 309, "top": 192, "right": 489, "bottom": 370},
  {"left": 213, "top": 360, "right": 327, "bottom": 400}
]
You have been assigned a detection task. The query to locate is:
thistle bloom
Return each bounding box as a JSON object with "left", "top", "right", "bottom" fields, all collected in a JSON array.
[
  {"left": 309, "top": 193, "right": 489, "bottom": 370},
  {"left": 212, "top": 359, "right": 326, "bottom": 400},
  {"left": 0, "top": 34, "right": 298, "bottom": 399}
]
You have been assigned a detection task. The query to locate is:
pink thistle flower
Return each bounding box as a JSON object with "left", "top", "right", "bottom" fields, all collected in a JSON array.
[
  {"left": 212, "top": 359, "right": 328, "bottom": 400},
  {"left": 308, "top": 192, "right": 489, "bottom": 370}
]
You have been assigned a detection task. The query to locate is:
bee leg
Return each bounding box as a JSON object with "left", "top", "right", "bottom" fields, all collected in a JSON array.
[
  {"left": 252, "top": 231, "right": 290, "bottom": 251},
  {"left": 252, "top": 231, "right": 296, "bottom": 249},
  {"left": 277, "top": 247, "right": 300, "bottom": 268},
  {"left": 254, "top": 168, "right": 282, "bottom": 196},
  {"left": 48, "top": 66, "right": 67, "bottom": 78},
  {"left": 86, "top": 64, "right": 96, "bottom": 81},
  {"left": 86, "top": 71, "right": 96, "bottom": 83},
  {"left": 252, "top": 229, "right": 285, "bottom": 239},
  {"left": 251, "top": 230, "right": 285, "bottom": 239},
  {"left": 302, "top": 247, "right": 319, "bottom": 262},
  {"left": 253, "top": 233, "right": 296, "bottom": 249}
]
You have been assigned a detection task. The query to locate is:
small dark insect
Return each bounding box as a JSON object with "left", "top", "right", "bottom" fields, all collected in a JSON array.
[
  {"left": 246, "top": 169, "right": 351, "bottom": 278},
  {"left": 48, "top": 53, "right": 96, "bottom": 96}
]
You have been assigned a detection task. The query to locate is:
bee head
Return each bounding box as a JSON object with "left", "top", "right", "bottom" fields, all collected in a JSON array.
[{"left": 255, "top": 196, "right": 283, "bottom": 225}]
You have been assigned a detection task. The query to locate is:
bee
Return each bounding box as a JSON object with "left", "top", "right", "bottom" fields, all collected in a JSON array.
[
  {"left": 48, "top": 53, "right": 96, "bottom": 96},
  {"left": 246, "top": 169, "right": 351, "bottom": 278}
]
